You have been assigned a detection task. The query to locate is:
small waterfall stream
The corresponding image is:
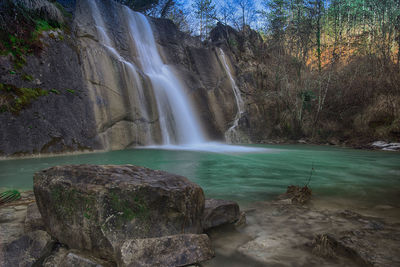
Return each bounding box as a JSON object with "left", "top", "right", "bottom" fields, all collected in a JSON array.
[{"left": 219, "top": 48, "right": 245, "bottom": 143}]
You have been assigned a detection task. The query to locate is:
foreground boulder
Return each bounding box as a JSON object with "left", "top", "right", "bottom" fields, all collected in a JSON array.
[
  {"left": 34, "top": 165, "right": 206, "bottom": 263},
  {"left": 120, "top": 234, "right": 214, "bottom": 267},
  {"left": 202, "top": 199, "right": 241, "bottom": 231}
]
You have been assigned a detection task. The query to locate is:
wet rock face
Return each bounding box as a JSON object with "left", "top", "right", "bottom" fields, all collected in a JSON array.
[
  {"left": 33, "top": 164, "right": 205, "bottom": 261},
  {"left": 0, "top": 32, "right": 101, "bottom": 157}
]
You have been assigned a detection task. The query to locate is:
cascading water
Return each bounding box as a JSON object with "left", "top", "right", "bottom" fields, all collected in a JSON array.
[
  {"left": 219, "top": 48, "right": 245, "bottom": 143},
  {"left": 84, "top": 0, "right": 264, "bottom": 153},
  {"left": 88, "top": 0, "right": 205, "bottom": 145},
  {"left": 123, "top": 7, "right": 205, "bottom": 145},
  {"left": 88, "top": 0, "right": 153, "bottom": 145}
]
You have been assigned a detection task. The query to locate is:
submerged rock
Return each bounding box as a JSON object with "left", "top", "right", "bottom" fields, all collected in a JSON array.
[
  {"left": 202, "top": 199, "right": 241, "bottom": 231},
  {"left": 34, "top": 164, "right": 205, "bottom": 262},
  {"left": 120, "top": 234, "right": 214, "bottom": 267}
]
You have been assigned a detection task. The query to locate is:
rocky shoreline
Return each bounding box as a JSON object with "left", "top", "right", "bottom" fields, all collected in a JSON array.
[
  {"left": 0, "top": 165, "right": 243, "bottom": 266},
  {"left": 258, "top": 139, "right": 400, "bottom": 151},
  {"left": 1, "top": 165, "right": 399, "bottom": 266},
  {"left": 204, "top": 198, "right": 400, "bottom": 267}
]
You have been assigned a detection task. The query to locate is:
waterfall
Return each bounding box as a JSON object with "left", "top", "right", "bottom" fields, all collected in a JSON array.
[
  {"left": 82, "top": 0, "right": 264, "bottom": 153},
  {"left": 88, "top": 0, "right": 153, "bottom": 145},
  {"left": 87, "top": 0, "right": 205, "bottom": 146},
  {"left": 219, "top": 48, "right": 245, "bottom": 143},
  {"left": 123, "top": 7, "right": 205, "bottom": 145}
]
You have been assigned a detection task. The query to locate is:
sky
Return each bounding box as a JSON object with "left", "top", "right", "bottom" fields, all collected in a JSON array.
[{"left": 181, "top": 0, "right": 265, "bottom": 31}]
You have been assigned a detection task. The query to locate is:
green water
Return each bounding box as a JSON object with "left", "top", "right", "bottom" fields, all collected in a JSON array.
[{"left": 1, "top": 145, "right": 399, "bottom": 206}]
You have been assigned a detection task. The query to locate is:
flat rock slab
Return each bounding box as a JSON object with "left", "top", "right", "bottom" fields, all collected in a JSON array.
[
  {"left": 120, "top": 234, "right": 214, "bottom": 267},
  {"left": 202, "top": 199, "right": 240, "bottom": 230},
  {"left": 313, "top": 230, "right": 400, "bottom": 267},
  {"left": 217, "top": 201, "right": 400, "bottom": 267},
  {"left": 34, "top": 164, "right": 205, "bottom": 262}
]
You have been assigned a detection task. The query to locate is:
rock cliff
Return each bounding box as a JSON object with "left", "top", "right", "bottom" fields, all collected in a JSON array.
[{"left": 0, "top": 0, "right": 250, "bottom": 157}]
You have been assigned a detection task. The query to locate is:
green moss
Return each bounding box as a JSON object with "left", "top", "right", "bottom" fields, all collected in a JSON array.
[
  {"left": 0, "top": 7, "right": 61, "bottom": 70},
  {"left": 32, "top": 19, "right": 59, "bottom": 40},
  {"left": 51, "top": 187, "right": 96, "bottom": 222},
  {"left": 109, "top": 192, "right": 149, "bottom": 223},
  {"left": 0, "top": 83, "right": 48, "bottom": 114},
  {"left": 50, "top": 89, "right": 60, "bottom": 94},
  {"left": 66, "top": 89, "right": 75, "bottom": 94},
  {"left": 228, "top": 38, "right": 238, "bottom": 48},
  {"left": 1, "top": 34, "right": 30, "bottom": 70},
  {"left": 22, "top": 73, "right": 34, "bottom": 81}
]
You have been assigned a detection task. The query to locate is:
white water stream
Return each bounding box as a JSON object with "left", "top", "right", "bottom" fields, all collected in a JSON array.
[
  {"left": 219, "top": 48, "right": 245, "bottom": 143},
  {"left": 123, "top": 7, "right": 205, "bottom": 145}
]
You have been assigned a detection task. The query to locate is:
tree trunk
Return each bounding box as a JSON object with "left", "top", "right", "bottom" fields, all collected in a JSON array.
[{"left": 316, "top": 0, "right": 322, "bottom": 72}]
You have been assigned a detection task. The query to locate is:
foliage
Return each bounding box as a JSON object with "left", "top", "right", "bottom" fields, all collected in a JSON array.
[
  {"left": 192, "top": 0, "right": 216, "bottom": 39},
  {"left": 22, "top": 74, "right": 34, "bottom": 81},
  {"left": 0, "top": 190, "right": 21, "bottom": 205},
  {"left": 0, "top": 83, "right": 48, "bottom": 114},
  {"left": 0, "top": 0, "right": 61, "bottom": 70}
]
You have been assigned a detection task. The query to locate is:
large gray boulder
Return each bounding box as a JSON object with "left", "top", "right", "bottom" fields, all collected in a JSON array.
[{"left": 34, "top": 165, "right": 206, "bottom": 262}]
